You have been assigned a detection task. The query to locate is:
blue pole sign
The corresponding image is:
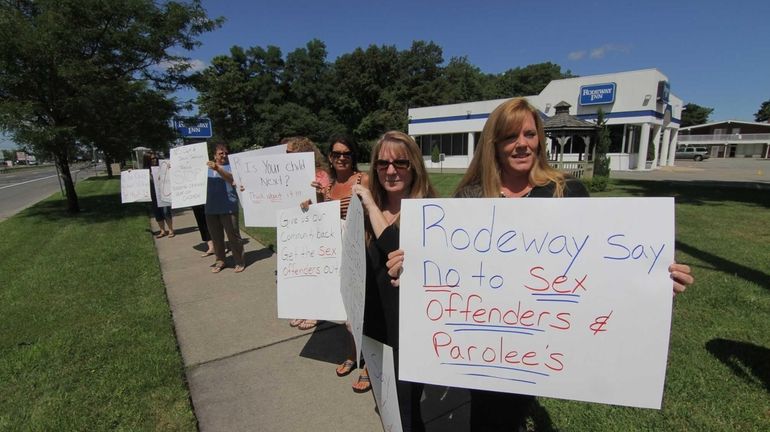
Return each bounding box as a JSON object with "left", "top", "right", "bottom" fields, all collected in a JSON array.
[
  {"left": 579, "top": 83, "right": 616, "bottom": 106},
  {"left": 173, "top": 117, "right": 213, "bottom": 138}
]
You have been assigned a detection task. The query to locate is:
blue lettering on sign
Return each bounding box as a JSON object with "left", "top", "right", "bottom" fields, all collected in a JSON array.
[{"left": 579, "top": 83, "right": 616, "bottom": 106}]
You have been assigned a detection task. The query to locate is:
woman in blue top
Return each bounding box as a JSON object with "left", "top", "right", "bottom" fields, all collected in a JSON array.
[{"left": 205, "top": 143, "right": 245, "bottom": 273}]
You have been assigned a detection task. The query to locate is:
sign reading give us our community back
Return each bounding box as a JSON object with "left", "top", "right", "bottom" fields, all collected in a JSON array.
[{"left": 398, "top": 197, "right": 675, "bottom": 409}]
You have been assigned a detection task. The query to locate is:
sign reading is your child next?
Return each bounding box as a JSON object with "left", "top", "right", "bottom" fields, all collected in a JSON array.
[{"left": 398, "top": 197, "right": 675, "bottom": 409}]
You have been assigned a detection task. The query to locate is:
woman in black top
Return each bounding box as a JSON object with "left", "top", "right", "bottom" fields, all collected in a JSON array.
[
  {"left": 387, "top": 98, "right": 694, "bottom": 431},
  {"left": 353, "top": 131, "right": 437, "bottom": 432}
]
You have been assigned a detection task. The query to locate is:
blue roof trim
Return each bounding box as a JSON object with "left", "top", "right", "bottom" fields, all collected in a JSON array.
[
  {"left": 577, "top": 110, "right": 681, "bottom": 124},
  {"left": 409, "top": 113, "right": 489, "bottom": 124},
  {"left": 576, "top": 110, "right": 661, "bottom": 120},
  {"left": 410, "top": 109, "right": 681, "bottom": 125},
  {"left": 409, "top": 110, "right": 548, "bottom": 124}
]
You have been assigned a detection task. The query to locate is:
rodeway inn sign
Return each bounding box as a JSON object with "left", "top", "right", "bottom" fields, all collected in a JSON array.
[
  {"left": 173, "top": 117, "right": 213, "bottom": 138},
  {"left": 579, "top": 83, "right": 616, "bottom": 106}
]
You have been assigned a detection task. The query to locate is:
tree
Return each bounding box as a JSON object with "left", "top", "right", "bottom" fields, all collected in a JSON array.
[
  {"left": 331, "top": 44, "right": 403, "bottom": 141},
  {"left": 0, "top": 0, "right": 220, "bottom": 212},
  {"left": 2, "top": 148, "right": 15, "bottom": 161},
  {"left": 754, "top": 100, "right": 770, "bottom": 123},
  {"left": 195, "top": 45, "right": 286, "bottom": 149},
  {"left": 79, "top": 80, "right": 177, "bottom": 177},
  {"left": 489, "top": 62, "right": 573, "bottom": 99},
  {"left": 440, "top": 56, "right": 485, "bottom": 104},
  {"left": 593, "top": 108, "right": 611, "bottom": 181},
  {"left": 680, "top": 103, "right": 713, "bottom": 128}
]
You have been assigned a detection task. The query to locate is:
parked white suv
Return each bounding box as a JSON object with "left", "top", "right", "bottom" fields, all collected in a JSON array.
[{"left": 675, "top": 146, "right": 710, "bottom": 161}]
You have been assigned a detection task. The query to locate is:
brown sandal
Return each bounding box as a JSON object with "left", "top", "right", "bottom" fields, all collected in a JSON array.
[
  {"left": 336, "top": 359, "right": 356, "bottom": 377},
  {"left": 352, "top": 371, "right": 371, "bottom": 393}
]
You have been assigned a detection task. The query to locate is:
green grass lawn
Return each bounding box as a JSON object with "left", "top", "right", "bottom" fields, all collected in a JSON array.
[
  {"left": 3, "top": 175, "right": 767, "bottom": 431},
  {"left": 244, "top": 174, "right": 770, "bottom": 431},
  {"left": 0, "top": 178, "right": 196, "bottom": 431}
]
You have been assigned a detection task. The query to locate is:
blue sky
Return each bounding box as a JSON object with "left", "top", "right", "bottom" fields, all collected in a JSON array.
[{"left": 2, "top": 0, "right": 768, "bottom": 150}]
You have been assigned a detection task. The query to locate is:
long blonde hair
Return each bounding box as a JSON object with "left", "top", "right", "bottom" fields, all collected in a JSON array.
[
  {"left": 455, "top": 97, "right": 567, "bottom": 197},
  {"left": 368, "top": 130, "right": 437, "bottom": 210}
]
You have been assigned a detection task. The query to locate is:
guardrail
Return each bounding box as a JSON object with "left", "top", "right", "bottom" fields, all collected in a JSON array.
[{"left": 549, "top": 160, "right": 594, "bottom": 179}]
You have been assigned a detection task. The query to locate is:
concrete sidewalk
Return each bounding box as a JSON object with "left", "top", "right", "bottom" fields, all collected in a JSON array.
[
  {"left": 152, "top": 208, "right": 384, "bottom": 431},
  {"left": 153, "top": 209, "right": 474, "bottom": 431}
]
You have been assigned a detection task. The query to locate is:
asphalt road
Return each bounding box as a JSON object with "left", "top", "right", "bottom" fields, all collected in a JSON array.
[{"left": 0, "top": 163, "right": 98, "bottom": 221}]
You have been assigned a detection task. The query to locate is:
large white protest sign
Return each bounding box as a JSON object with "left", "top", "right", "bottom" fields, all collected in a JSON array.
[
  {"left": 228, "top": 145, "right": 287, "bottom": 201},
  {"left": 230, "top": 152, "right": 315, "bottom": 227},
  {"left": 169, "top": 142, "right": 208, "bottom": 209},
  {"left": 120, "top": 169, "right": 151, "bottom": 203},
  {"left": 399, "top": 197, "right": 675, "bottom": 409},
  {"left": 362, "top": 336, "right": 403, "bottom": 432},
  {"left": 340, "top": 194, "right": 367, "bottom": 367},
  {"left": 150, "top": 160, "right": 172, "bottom": 207},
  {"left": 276, "top": 201, "right": 346, "bottom": 320}
]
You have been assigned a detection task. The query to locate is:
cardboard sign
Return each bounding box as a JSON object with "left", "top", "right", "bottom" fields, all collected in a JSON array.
[
  {"left": 276, "top": 201, "right": 346, "bottom": 321},
  {"left": 150, "top": 160, "right": 172, "bottom": 207},
  {"left": 230, "top": 152, "right": 315, "bottom": 227},
  {"left": 120, "top": 169, "right": 151, "bottom": 203},
  {"left": 169, "top": 142, "right": 208, "bottom": 209},
  {"left": 398, "top": 197, "right": 675, "bottom": 409},
  {"left": 228, "top": 145, "right": 287, "bottom": 202},
  {"left": 340, "top": 194, "right": 367, "bottom": 367},
  {"left": 362, "top": 336, "right": 403, "bottom": 432}
]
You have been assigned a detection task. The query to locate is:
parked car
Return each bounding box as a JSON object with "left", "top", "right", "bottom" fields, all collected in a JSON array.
[{"left": 675, "top": 146, "right": 710, "bottom": 161}]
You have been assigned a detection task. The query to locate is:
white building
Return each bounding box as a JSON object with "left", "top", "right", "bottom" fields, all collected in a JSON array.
[
  {"left": 408, "top": 68, "right": 683, "bottom": 171},
  {"left": 678, "top": 120, "right": 770, "bottom": 159}
]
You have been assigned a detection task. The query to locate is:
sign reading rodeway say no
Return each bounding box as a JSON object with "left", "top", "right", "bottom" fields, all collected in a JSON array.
[
  {"left": 173, "top": 117, "right": 213, "bottom": 138},
  {"left": 399, "top": 197, "right": 676, "bottom": 409}
]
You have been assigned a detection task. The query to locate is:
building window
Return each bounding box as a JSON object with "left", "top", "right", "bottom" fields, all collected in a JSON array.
[
  {"left": 417, "top": 133, "right": 470, "bottom": 156},
  {"left": 608, "top": 125, "right": 624, "bottom": 153}
]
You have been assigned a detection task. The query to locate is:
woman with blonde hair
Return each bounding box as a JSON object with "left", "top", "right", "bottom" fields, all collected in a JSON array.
[
  {"left": 386, "top": 97, "right": 694, "bottom": 431},
  {"left": 455, "top": 97, "right": 586, "bottom": 199},
  {"left": 353, "top": 130, "right": 436, "bottom": 431}
]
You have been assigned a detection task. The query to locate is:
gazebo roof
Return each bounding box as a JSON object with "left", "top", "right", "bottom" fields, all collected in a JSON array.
[{"left": 543, "top": 101, "right": 599, "bottom": 133}]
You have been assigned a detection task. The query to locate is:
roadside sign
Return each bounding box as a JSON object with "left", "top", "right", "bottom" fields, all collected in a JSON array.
[{"left": 173, "top": 117, "right": 213, "bottom": 138}]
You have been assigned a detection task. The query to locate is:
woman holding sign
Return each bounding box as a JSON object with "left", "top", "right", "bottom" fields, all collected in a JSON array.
[
  {"left": 146, "top": 152, "right": 175, "bottom": 238},
  {"left": 353, "top": 131, "right": 437, "bottom": 431},
  {"left": 316, "top": 136, "right": 372, "bottom": 390},
  {"left": 284, "top": 136, "right": 331, "bottom": 330},
  {"left": 386, "top": 97, "right": 695, "bottom": 431},
  {"left": 205, "top": 143, "right": 245, "bottom": 274}
]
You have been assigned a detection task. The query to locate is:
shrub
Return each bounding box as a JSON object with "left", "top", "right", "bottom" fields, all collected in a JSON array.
[
  {"left": 431, "top": 145, "right": 440, "bottom": 164},
  {"left": 594, "top": 155, "right": 611, "bottom": 177},
  {"left": 583, "top": 175, "right": 609, "bottom": 192}
]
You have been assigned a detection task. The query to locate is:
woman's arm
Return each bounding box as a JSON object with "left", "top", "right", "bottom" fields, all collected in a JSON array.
[
  {"left": 352, "top": 184, "right": 390, "bottom": 239},
  {"left": 206, "top": 161, "right": 235, "bottom": 184}
]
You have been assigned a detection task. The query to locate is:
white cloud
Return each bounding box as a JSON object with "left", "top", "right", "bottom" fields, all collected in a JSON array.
[
  {"left": 589, "top": 44, "right": 630, "bottom": 59},
  {"left": 186, "top": 59, "right": 207, "bottom": 73},
  {"left": 157, "top": 58, "right": 208, "bottom": 73},
  {"left": 569, "top": 44, "right": 631, "bottom": 61}
]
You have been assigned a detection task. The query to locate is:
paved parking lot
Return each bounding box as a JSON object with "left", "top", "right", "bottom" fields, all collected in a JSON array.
[{"left": 611, "top": 158, "right": 770, "bottom": 184}]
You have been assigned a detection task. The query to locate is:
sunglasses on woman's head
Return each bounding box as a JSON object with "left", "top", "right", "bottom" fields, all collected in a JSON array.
[
  {"left": 375, "top": 159, "right": 410, "bottom": 170},
  {"left": 330, "top": 151, "right": 352, "bottom": 159}
]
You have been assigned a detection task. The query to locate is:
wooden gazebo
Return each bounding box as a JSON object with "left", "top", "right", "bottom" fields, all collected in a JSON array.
[{"left": 543, "top": 101, "right": 599, "bottom": 178}]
